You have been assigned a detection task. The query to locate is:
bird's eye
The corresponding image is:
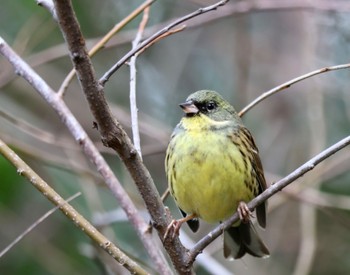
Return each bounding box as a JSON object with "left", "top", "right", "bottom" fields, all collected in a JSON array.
[{"left": 206, "top": 101, "right": 216, "bottom": 111}]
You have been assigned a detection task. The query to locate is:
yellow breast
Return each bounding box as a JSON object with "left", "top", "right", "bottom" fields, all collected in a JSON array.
[{"left": 166, "top": 115, "right": 255, "bottom": 223}]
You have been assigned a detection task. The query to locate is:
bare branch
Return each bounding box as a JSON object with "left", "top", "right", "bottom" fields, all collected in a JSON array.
[
  {"left": 187, "top": 134, "right": 350, "bottom": 265},
  {"left": 239, "top": 63, "right": 350, "bottom": 117},
  {"left": 129, "top": 7, "right": 150, "bottom": 159},
  {"left": 99, "top": 0, "right": 230, "bottom": 85},
  {"left": 0, "top": 138, "right": 148, "bottom": 275}
]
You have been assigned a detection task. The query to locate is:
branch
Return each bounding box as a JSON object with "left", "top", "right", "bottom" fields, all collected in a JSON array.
[
  {"left": 0, "top": 138, "right": 148, "bottom": 275},
  {"left": 99, "top": 0, "right": 230, "bottom": 85},
  {"left": 0, "top": 36, "right": 167, "bottom": 273},
  {"left": 129, "top": 7, "right": 150, "bottom": 159},
  {"left": 239, "top": 63, "right": 350, "bottom": 116},
  {"left": 186, "top": 134, "right": 350, "bottom": 265}
]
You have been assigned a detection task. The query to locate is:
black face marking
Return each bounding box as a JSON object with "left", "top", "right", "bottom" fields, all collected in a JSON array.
[
  {"left": 195, "top": 100, "right": 217, "bottom": 114},
  {"left": 185, "top": 113, "right": 196, "bottom": 118}
]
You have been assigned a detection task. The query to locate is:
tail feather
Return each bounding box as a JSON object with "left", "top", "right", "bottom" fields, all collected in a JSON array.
[{"left": 224, "top": 222, "right": 269, "bottom": 259}]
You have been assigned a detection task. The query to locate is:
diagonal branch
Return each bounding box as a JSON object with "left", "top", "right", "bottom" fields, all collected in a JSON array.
[
  {"left": 99, "top": 0, "right": 230, "bottom": 85},
  {"left": 187, "top": 134, "right": 350, "bottom": 265},
  {"left": 239, "top": 63, "right": 350, "bottom": 116},
  {"left": 0, "top": 138, "right": 148, "bottom": 275},
  {"left": 50, "top": 0, "right": 185, "bottom": 273}
]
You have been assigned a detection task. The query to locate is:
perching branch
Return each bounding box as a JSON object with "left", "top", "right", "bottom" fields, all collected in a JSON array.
[
  {"left": 186, "top": 134, "right": 350, "bottom": 265},
  {"left": 0, "top": 138, "right": 148, "bottom": 275}
]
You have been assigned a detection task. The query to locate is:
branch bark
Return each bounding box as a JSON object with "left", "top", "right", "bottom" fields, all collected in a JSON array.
[{"left": 52, "top": 0, "right": 190, "bottom": 273}]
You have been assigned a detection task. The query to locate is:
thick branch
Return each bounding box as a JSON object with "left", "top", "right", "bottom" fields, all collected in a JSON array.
[
  {"left": 186, "top": 134, "right": 350, "bottom": 264},
  {"left": 51, "top": 1, "right": 189, "bottom": 273}
]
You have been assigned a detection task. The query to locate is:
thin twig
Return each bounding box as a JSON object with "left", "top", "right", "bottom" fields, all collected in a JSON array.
[
  {"left": 99, "top": 0, "right": 230, "bottom": 85},
  {"left": 136, "top": 25, "right": 186, "bottom": 56},
  {"left": 129, "top": 7, "right": 150, "bottom": 159},
  {"left": 161, "top": 188, "right": 170, "bottom": 203},
  {"left": 0, "top": 138, "right": 148, "bottom": 275},
  {"left": 56, "top": 0, "right": 155, "bottom": 97},
  {"left": 239, "top": 63, "right": 350, "bottom": 116},
  {"left": 187, "top": 134, "right": 350, "bottom": 265},
  {"left": 285, "top": 188, "right": 350, "bottom": 211},
  {"left": 0, "top": 108, "right": 57, "bottom": 144},
  {"left": 0, "top": 192, "right": 81, "bottom": 258}
]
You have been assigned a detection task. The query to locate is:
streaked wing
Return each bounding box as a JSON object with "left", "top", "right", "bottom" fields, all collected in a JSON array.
[{"left": 230, "top": 125, "right": 268, "bottom": 228}]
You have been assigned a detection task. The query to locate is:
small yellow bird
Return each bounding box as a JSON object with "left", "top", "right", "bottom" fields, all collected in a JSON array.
[{"left": 165, "top": 90, "right": 269, "bottom": 259}]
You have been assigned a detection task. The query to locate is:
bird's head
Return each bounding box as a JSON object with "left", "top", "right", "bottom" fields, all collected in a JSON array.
[{"left": 180, "top": 90, "right": 239, "bottom": 122}]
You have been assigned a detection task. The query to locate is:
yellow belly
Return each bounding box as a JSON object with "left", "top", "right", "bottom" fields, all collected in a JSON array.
[{"left": 167, "top": 129, "right": 255, "bottom": 223}]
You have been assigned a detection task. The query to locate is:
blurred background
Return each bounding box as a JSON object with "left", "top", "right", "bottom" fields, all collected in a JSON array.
[{"left": 1, "top": 0, "right": 350, "bottom": 274}]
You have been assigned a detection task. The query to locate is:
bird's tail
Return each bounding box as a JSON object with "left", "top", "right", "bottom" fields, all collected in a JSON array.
[{"left": 223, "top": 221, "right": 270, "bottom": 259}]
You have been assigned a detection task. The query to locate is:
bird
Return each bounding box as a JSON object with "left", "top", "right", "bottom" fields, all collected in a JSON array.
[{"left": 164, "top": 90, "right": 269, "bottom": 259}]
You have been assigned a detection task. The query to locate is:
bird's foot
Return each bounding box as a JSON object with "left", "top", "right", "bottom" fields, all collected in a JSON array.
[
  {"left": 164, "top": 220, "right": 181, "bottom": 240},
  {"left": 163, "top": 213, "right": 197, "bottom": 241},
  {"left": 237, "top": 201, "right": 253, "bottom": 223}
]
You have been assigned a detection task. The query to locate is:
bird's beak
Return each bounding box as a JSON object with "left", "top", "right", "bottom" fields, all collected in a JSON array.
[{"left": 179, "top": 101, "right": 199, "bottom": 114}]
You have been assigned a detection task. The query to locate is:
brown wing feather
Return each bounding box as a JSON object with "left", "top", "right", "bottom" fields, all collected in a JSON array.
[{"left": 231, "top": 126, "right": 268, "bottom": 228}]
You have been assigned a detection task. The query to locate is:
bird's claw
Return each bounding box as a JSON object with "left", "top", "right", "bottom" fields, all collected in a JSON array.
[
  {"left": 237, "top": 201, "right": 253, "bottom": 223},
  {"left": 163, "top": 219, "right": 181, "bottom": 241}
]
